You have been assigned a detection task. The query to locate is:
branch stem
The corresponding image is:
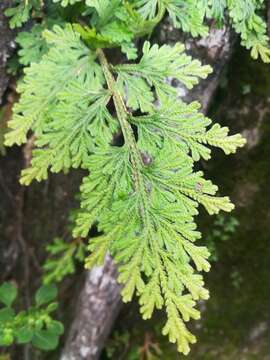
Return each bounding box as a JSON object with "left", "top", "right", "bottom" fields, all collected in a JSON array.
[{"left": 96, "top": 48, "right": 151, "bottom": 228}]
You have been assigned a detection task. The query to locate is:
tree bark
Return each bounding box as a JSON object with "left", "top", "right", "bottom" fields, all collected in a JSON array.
[
  {"left": 0, "top": 0, "right": 15, "bottom": 102},
  {"left": 61, "top": 21, "right": 236, "bottom": 360},
  {"left": 61, "top": 256, "right": 122, "bottom": 360}
]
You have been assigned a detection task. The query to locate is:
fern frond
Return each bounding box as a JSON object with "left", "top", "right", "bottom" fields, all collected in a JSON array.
[
  {"left": 131, "top": 98, "right": 246, "bottom": 160},
  {"left": 162, "top": 301, "right": 196, "bottom": 355},
  {"left": 114, "top": 41, "right": 212, "bottom": 103},
  {"left": 5, "top": 0, "right": 41, "bottom": 29},
  {"left": 43, "top": 237, "right": 86, "bottom": 283},
  {"left": 16, "top": 24, "right": 49, "bottom": 65},
  {"left": 5, "top": 18, "right": 246, "bottom": 354},
  {"left": 5, "top": 25, "right": 102, "bottom": 148},
  {"left": 166, "top": 0, "right": 208, "bottom": 37}
]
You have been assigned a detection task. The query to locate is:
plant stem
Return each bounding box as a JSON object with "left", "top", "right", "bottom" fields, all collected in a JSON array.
[{"left": 96, "top": 48, "right": 150, "bottom": 228}]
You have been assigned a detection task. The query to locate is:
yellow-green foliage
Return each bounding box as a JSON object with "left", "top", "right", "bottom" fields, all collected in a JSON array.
[
  {"left": 6, "top": 0, "right": 270, "bottom": 62},
  {"left": 4, "top": 2, "right": 247, "bottom": 355}
]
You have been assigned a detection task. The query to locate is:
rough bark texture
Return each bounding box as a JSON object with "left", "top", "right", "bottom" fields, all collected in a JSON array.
[
  {"left": 0, "top": 0, "right": 15, "bottom": 102},
  {"left": 61, "top": 256, "right": 122, "bottom": 360},
  {"left": 61, "top": 21, "right": 236, "bottom": 360}
]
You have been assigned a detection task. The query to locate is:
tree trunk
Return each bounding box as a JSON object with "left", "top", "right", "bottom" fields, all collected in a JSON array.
[
  {"left": 61, "top": 21, "right": 236, "bottom": 360},
  {"left": 61, "top": 256, "right": 122, "bottom": 360}
]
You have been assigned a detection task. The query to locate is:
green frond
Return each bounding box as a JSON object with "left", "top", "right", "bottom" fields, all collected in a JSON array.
[
  {"left": 226, "top": 0, "right": 270, "bottom": 62},
  {"left": 20, "top": 85, "right": 115, "bottom": 184},
  {"left": 85, "top": 234, "right": 112, "bottom": 268},
  {"left": 5, "top": 9, "right": 247, "bottom": 354},
  {"left": 162, "top": 302, "right": 196, "bottom": 355},
  {"left": 182, "top": 241, "right": 211, "bottom": 272},
  {"left": 74, "top": 145, "right": 132, "bottom": 238},
  {"left": 85, "top": 0, "right": 122, "bottom": 26},
  {"left": 43, "top": 238, "right": 86, "bottom": 284},
  {"left": 134, "top": 0, "right": 161, "bottom": 19},
  {"left": 4, "top": 0, "right": 41, "bottom": 29},
  {"left": 172, "top": 294, "right": 201, "bottom": 322},
  {"left": 134, "top": 0, "right": 208, "bottom": 37},
  {"left": 166, "top": 0, "right": 208, "bottom": 37},
  {"left": 114, "top": 41, "right": 212, "bottom": 103},
  {"left": 139, "top": 270, "right": 163, "bottom": 319},
  {"left": 117, "top": 73, "right": 154, "bottom": 112},
  {"left": 20, "top": 148, "right": 53, "bottom": 185},
  {"left": 203, "top": 123, "right": 246, "bottom": 154},
  {"left": 16, "top": 24, "right": 49, "bottom": 66},
  {"left": 132, "top": 98, "right": 246, "bottom": 160},
  {"left": 5, "top": 24, "right": 99, "bottom": 148},
  {"left": 119, "top": 249, "right": 145, "bottom": 302}
]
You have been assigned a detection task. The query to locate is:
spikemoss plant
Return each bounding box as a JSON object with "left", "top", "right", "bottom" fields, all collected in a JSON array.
[{"left": 4, "top": 1, "right": 248, "bottom": 354}]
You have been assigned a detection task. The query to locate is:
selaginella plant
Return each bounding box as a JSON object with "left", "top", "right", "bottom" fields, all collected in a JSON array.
[
  {"left": 5, "top": 0, "right": 270, "bottom": 62},
  {"left": 4, "top": 0, "right": 247, "bottom": 355}
]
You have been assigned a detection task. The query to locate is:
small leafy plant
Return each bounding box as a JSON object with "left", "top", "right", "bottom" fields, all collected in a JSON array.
[
  {"left": 205, "top": 214, "right": 239, "bottom": 262},
  {"left": 42, "top": 208, "right": 87, "bottom": 284},
  {"left": 106, "top": 329, "right": 162, "bottom": 360},
  {"left": 0, "top": 282, "right": 64, "bottom": 351},
  {"left": 43, "top": 232, "right": 86, "bottom": 283},
  {"left": 3, "top": 0, "right": 250, "bottom": 355}
]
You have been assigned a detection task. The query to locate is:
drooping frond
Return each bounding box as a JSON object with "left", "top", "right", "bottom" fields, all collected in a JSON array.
[{"left": 5, "top": 21, "right": 246, "bottom": 355}]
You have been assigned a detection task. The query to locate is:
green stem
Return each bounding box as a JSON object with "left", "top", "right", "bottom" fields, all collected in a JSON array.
[{"left": 96, "top": 48, "right": 151, "bottom": 229}]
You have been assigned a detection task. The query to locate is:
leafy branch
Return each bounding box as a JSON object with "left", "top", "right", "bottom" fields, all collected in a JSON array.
[{"left": 3, "top": 5, "right": 247, "bottom": 354}]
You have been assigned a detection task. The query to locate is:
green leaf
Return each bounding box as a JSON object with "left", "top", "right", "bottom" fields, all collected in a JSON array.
[
  {"left": 47, "top": 320, "right": 64, "bottom": 335},
  {"left": 0, "top": 283, "right": 17, "bottom": 307},
  {"left": 0, "top": 308, "right": 15, "bottom": 322},
  {"left": 0, "top": 330, "right": 14, "bottom": 346},
  {"left": 135, "top": 0, "right": 162, "bottom": 19},
  {"left": 32, "top": 329, "right": 59, "bottom": 350},
  {"left": 15, "top": 326, "right": 34, "bottom": 344},
  {"left": 35, "top": 284, "right": 57, "bottom": 307},
  {"left": 46, "top": 302, "right": 59, "bottom": 313}
]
